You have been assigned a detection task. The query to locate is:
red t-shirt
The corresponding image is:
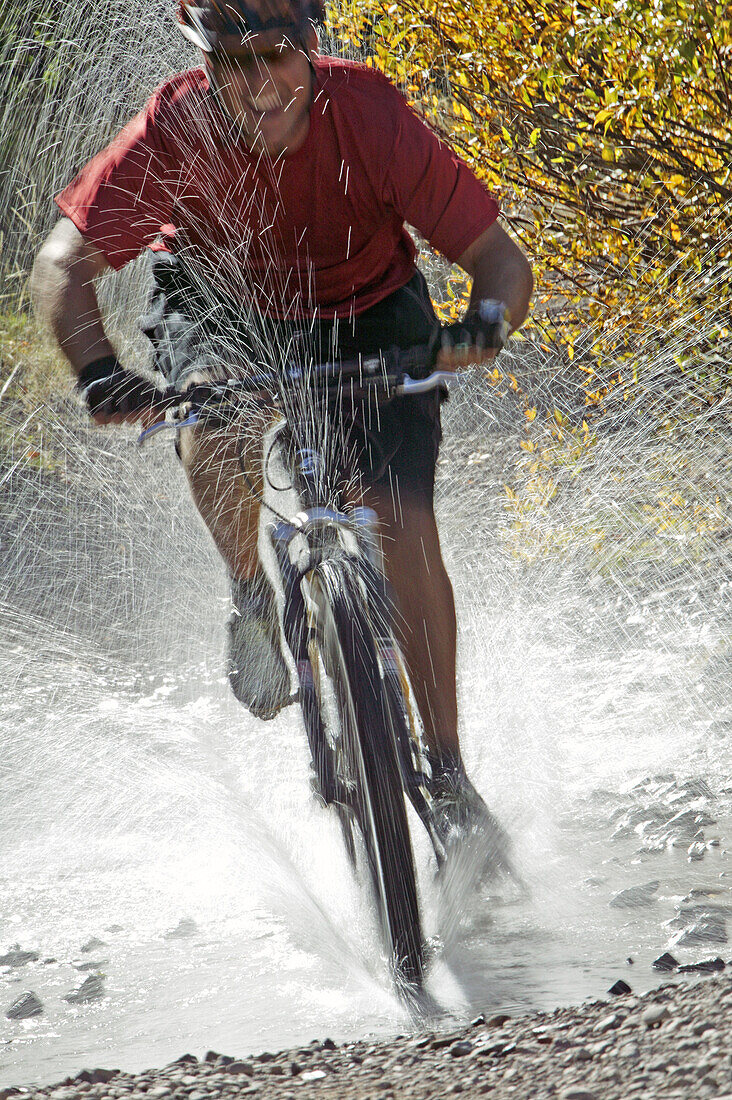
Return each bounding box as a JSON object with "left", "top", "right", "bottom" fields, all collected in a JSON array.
[{"left": 56, "top": 57, "right": 499, "bottom": 319}]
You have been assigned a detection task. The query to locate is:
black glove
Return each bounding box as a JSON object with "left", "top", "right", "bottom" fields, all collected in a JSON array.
[
  {"left": 77, "top": 355, "right": 161, "bottom": 418},
  {"left": 442, "top": 298, "right": 511, "bottom": 354}
]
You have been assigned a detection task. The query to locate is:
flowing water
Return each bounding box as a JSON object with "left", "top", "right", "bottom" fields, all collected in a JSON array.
[
  {"left": 1, "top": 2, "right": 731, "bottom": 1087},
  {"left": 1, "top": 371, "right": 730, "bottom": 1086}
]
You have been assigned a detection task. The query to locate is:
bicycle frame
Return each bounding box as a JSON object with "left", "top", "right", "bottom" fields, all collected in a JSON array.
[
  {"left": 265, "top": 399, "right": 440, "bottom": 858},
  {"left": 138, "top": 358, "right": 454, "bottom": 847}
]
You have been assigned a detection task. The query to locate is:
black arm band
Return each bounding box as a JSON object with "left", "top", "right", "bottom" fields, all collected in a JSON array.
[{"left": 77, "top": 355, "right": 122, "bottom": 389}]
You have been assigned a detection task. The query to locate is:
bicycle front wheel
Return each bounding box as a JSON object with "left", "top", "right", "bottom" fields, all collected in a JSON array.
[{"left": 307, "top": 556, "right": 424, "bottom": 988}]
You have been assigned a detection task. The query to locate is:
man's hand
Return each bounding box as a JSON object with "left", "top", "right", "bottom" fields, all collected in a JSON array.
[
  {"left": 78, "top": 356, "right": 167, "bottom": 429},
  {"left": 443, "top": 221, "right": 533, "bottom": 371},
  {"left": 436, "top": 299, "right": 511, "bottom": 370}
]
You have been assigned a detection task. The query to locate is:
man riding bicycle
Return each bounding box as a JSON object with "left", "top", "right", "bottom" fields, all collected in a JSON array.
[{"left": 32, "top": 0, "right": 533, "bottom": 863}]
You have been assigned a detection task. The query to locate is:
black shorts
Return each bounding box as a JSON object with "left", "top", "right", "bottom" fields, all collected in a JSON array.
[{"left": 141, "top": 252, "right": 444, "bottom": 502}]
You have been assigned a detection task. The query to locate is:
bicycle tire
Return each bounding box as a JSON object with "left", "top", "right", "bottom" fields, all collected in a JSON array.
[{"left": 307, "top": 556, "right": 424, "bottom": 988}]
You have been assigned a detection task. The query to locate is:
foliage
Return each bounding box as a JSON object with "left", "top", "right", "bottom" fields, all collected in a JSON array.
[
  {"left": 0, "top": 312, "right": 69, "bottom": 469},
  {"left": 328, "top": 0, "right": 732, "bottom": 402}
]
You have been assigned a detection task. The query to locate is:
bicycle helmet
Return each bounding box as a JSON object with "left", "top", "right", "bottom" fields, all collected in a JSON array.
[{"left": 178, "top": 0, "right": 325, "bottom": 51}]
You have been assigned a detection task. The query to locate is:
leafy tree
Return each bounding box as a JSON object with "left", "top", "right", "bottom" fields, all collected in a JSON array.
[{"left": 329, "top": 0, "right": 732, "bottom": 404}]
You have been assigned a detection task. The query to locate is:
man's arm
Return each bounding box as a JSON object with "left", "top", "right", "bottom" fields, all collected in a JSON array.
[
  {"left": 437, "top": 220, "right": 534, "bottom": 369},
  {"left": 32, "top": 218, "right": 163, "bottom": 425},
  {"left": 458, "top": 221, "right": 533, "bottom": 332},
  {"left": 32, "top": 218, "right": 115, "bottom": 375}
]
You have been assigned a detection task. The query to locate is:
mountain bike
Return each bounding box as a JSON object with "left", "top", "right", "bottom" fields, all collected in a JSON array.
[{"left": 142, "top": 347, "right": 459, "bottom": 991}]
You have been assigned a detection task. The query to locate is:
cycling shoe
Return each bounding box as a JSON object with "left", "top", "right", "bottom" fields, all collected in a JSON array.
[
  {"left": 227, "top": 575, "right": 294, "bottom": 720},
  {"left": 430, "top": 757, "right": 516, "bottom": 882}
]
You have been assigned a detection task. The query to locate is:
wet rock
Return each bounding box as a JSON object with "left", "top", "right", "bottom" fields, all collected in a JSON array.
[
  {"left": 163, "top": 918, "right": 198, "bottom": 940},
  {"left": 666, "top": 807, "right": 717, "bottom": 831},
  {"left": 5, "top": 991, "right": 43, "bottom": 1019},
  {"left": 449, "top": 1041, "right": 472, "bottom": 1057},
  {"left": 431, "top": 1032, "right": 463, "bottom": 1050},
  {"left": 321, "top": 1037, "right": 337, "bottom": 1050},
  {"left": 167, "top": 1054, "right": 198, "bottom": 1066},
  {"left": 668, "top": 908, "right": 728, "bottom": 946},
  {"left": 678, "top": 956, "right": 726, "bottom": 973},
  {"left": 0, "top": 946, "right": 40, "bottom": 968},
  {"left": 470, "top": 1014, "right": 485, "bottom": 1026},
  {"left": 486, "top": 1013, "right": 511, "bottom": 1028},
  {"left": 608, "top": 980, "right": 632, "bottom": 996},
  {"left": 74, "top": 1069, "right": 119, "bottom": 1084},
  {"left": 653, "top": 952, "right": 679, "bottom": 971},
  {"left": 204, "top": 1051, "right": 220, "bottom": 1063},
  {"left": 255, "top": 1051, "right": 275, "bottom": 1063},
  {"left": 64, "top": 974, "right": 105, "bottom": 1003},
  {"left": 73, "top": 959, "right": 109, "bottom": 972},
  {"left": 642, "top": 1004, "right": 669, "bottom": 1027},
  {"left": 609, "top": 881, "right": 659, "bottom": 909},
  {"left": 215, "top": 1054, "right": 235, "bottom": 1066},
  {"left": 80, "top": 937, "right": 108, "bottom": 954},
  {"left": 678, "top": 778, "right": 715, "bottom": 800}
]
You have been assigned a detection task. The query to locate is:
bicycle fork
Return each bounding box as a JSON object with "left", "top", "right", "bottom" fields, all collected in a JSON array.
[{"left": 268, "top": 511, "right": 440, "bottom": 856}]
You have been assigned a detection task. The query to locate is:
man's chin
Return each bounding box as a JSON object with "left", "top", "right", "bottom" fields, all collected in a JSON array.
[{"left": 240, "top": 110, "right": 307, "bottom": 155}]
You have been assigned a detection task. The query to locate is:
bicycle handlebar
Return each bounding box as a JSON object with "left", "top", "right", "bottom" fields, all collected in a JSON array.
[
  {"left": 138, "top": 351, "right": 459, "bottom": 444},
  {"left": 154, "top": 345, "right": 455, "bottom": 410}
]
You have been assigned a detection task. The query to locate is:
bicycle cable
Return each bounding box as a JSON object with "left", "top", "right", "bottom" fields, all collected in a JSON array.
[{"left": 236, "top": 436, "right": 294, "bottom": 525}]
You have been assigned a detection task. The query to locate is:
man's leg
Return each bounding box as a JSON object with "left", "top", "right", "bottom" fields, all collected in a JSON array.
[
  {"left": 362, "top": 484, "right": 458, "bottom": 761},
  {"left": 178, "top": 421, "right": 292, "bottom": 718},
  {"left": 363, "top": 480, "right": 513, "bottom": 871},
  {"left": 177, "top": 422, "right": 261, "bottom": 579}
]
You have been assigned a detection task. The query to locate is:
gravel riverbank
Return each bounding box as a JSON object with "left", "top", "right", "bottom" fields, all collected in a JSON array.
[{"left": 7, "top": 972, "right": 732, "bottom": 1100}]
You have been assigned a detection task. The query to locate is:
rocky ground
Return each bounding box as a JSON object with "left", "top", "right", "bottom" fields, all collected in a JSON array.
[{"left": 6, "top": 971, "right": 732, "bottom": 1100}]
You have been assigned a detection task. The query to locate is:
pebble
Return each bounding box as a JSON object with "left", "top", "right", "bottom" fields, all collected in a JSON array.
[
  {"left": 224, "top": 1062, "right": 254, "bottom": 1076},
  {"left": 592, "top": 1013, "right": 620, "bottom": 1033},
  {"left": 449, "top": 1041, "right": 472, "bottom": 1057},
  {"left": 643, "top": 1004, "right": 670, "bottom": 1027}
]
